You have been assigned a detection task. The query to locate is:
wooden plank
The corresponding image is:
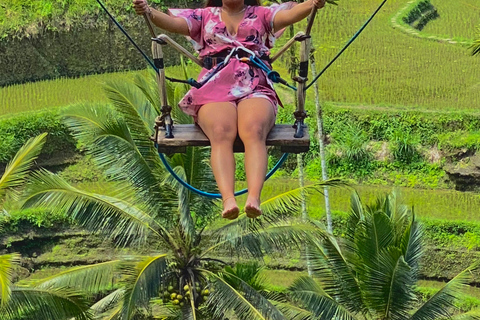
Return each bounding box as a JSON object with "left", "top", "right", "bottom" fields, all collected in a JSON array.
[{"left": 152, "top": 124, "right": 310, "bottom": 153}]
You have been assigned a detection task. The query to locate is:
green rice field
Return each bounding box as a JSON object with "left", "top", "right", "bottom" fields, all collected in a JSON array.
[
  {"left": 422, "top": 0, "right": 479, "bottom": 40},
  {"left": 0, "top": 72, "right": 139, "bottom": 117},
  {"left": 1, "top": 0, "right": 479, "bottom": 116},
  {"left": 306, "top": 0, "right": 479, "bottom": 111}
]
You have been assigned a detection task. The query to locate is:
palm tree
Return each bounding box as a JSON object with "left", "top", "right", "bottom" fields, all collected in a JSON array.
[
  {"left": 21, "top": 72, "right": 336, "bottom": 319},
  {"left": 277, "top": 191, "right": 480, "bottom": 320},
  {"left": 0, "top": 134, "right": 91, "bottom": 320}
]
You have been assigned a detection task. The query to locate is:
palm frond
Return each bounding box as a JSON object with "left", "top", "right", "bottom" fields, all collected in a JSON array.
[
  {"left": 133, "top": 70, "right": 162, "bottom": 116},
  {"left": 471, "top": 35, "right": 480, "bottom": 56},
  {"left": 0, "top": 254, "right": 20, "bottom": 307},
  {"left": 401, "top": 211, "right": 423, "bottom": 278},
  {"left": 151, "top": 300, "right": 183, "bottom": 320},
  {"left": 121, "top": 254, "right": 168, "bottom": 319},
  {"left": 363, "top": 248, "right": 416, "bottom": 320},
  {"left": 270, "top": 300, "right": 315, "bottom": 320},
  {"left": 62, "top": 104, "right": 171, "bottom": 212},
  {"left": 347, "top": 191, "right": 363, "bottom": 236},
  {"left": 261, "top": 181, "right": 344, "bottom": 217},
  {"left": 306, "top": 232, "right": 365, "bottom": 314},
  {"left": 384, "top": 190, "right": 410, "bottom": 242},
  {"left": 202, "top": 269, "right": 285, "bottom": 320},
  {"left": 287, "top": 276, "right": 356, "bottom": 320},
  {"left": 90, "top": 288, "right": 124, "bottom": 319},
  {"left": 1, "top": 287, "right": 91, "bottom": 320},
  {"left": 166, "top": 147, "right": 218, "bottom": 221},
  {"left": 356, "top": 211, "right": 395, "bottom": 267},
  {"left": 36, "top": 260, "right": 120, "bottom": 293},
  {"left": 163, "top": 165, "right": 195, "bottom": 243},
  {"left": 102, "top": 80, "right": 156, "bottom": 138},
  {"left": 410, "top": 263, "right": 479, "bottom": 320},
  {"left": 23, "top": 169, "right": 167, "bottom": 247},
  {"left": 0, "top": 133, "right": 47, "bottom": 200},
  {"left": 222, "top": 262, "right": 268, "bottom": 292},
  {"left": 203, "top": 217, "right": 323, "bottom": 259},
  {"left": 449, "top": 309, "right": 480, "bottom": 320}
]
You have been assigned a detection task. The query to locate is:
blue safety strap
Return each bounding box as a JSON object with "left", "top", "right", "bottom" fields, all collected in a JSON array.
[{"left": 247, "top": 56, "right": 298, "bottom": 91}]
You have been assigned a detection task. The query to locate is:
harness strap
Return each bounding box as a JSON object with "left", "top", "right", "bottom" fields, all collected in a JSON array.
[{"left": 239, "top": 56, "right": 297, "bottom": 91}]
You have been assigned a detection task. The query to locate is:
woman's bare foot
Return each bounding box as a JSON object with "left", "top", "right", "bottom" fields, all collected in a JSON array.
[
  {"left": 222, "top": 197, "right": 239, "bottom": 220},
  {"left": 245, "top": 197, "right": 262, "bottom": 219}
]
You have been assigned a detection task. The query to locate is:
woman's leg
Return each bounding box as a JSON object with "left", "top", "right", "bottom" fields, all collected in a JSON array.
[
  {"left": 197, "top": 102, "right": 239, "bottom": 219},
  {"left": 237, "top": 98, "right": 276, "bottom": 218}
]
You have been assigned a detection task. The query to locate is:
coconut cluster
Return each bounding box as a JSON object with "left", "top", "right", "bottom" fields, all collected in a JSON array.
[{"left": 158, "top": 283, "right": 211, "bottom": 306}]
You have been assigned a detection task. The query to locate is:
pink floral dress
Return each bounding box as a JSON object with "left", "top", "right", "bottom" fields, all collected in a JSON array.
[{"left": 169, "top": 3, "right": 295, "bottom": 121}]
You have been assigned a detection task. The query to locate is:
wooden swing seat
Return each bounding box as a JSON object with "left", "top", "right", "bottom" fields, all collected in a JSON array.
[{"left": 152, "top": 124, "right": 309, "bottom": 154}]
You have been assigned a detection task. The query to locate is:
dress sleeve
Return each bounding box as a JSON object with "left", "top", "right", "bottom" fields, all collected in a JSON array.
[
  {"left": 168, "top": 8, "right": 204, "bottom": 51},
  {"left": 262, "top": 2, "right": 297, "bottom": 39}
]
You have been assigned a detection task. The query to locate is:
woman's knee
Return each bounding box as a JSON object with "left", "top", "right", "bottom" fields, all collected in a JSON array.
[
  {"left": 208, "top": 124, "right": 237, "bottom": 143},
  {"left": 238, "top": 123, "right": 268, "bottom": 142}
]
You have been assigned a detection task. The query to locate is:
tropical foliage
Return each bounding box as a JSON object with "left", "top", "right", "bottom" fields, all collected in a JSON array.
[
  {"left": 20, "top": 72, "right": 335, "bottom": 319},
  {"left": 275, "top": 191, "right": 480, "bottom": 320},
  {"left": 0, "top": 134, "right": 92, "bottom": 320}
]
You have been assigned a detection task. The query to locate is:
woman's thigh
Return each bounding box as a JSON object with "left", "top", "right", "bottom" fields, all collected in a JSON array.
[
  {"left": 237, "top": 98, "right": 276, "bottom": 141},
  {"left": 197, "top": 102, "right": 238, "bottom": 143}
]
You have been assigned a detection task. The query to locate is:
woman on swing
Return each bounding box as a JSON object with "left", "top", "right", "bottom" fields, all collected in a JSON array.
[{"left": 133, "top": 0, "right": 325, "bottom": 220}]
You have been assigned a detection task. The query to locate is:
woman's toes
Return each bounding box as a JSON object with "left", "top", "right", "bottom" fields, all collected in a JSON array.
[
  {"left": 222, "top": 206, "right": 240, "bottom": 220},
  {"left": 222, "top": 197, "right": 239, "bottom": 220},
  {"left": 245, "top": 202, "right": 262, "bottom": 219}
]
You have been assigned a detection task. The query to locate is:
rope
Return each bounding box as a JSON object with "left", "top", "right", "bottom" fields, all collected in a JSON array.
[
  {"left": 304, "top": 0, "right": 388, "bottom": 91},
  {"left": 96, "top": 0, "right": 293, "bottom": 199},
  {"left": 96, "top": 0, "right": 159, "bottom": 72},
  {"left": 157, "top": 149, "right": 289, "bottom": 199}
]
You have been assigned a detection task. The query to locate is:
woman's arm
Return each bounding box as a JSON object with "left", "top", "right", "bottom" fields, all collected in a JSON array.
[
  {"left": 133, "top": 0, "right": 189, "bottom": 35},
  {"left": 273, "top": 0, "right": 325, "bottom": 33}
]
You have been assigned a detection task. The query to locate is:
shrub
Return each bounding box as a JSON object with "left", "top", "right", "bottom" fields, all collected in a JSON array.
[
  {"left": 389, "top": 128, "right": 423, "bottom": 164},
  {"left": 0, "top": 109, "right": 76, "bottom": 164},
  {"left": 331, "top": 123, "right": 371, "bottom": 164}
]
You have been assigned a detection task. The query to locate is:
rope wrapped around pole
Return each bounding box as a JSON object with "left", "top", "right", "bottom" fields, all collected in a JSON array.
[{"left": 293, "top": 6, "right": 318, "bottom": 138}]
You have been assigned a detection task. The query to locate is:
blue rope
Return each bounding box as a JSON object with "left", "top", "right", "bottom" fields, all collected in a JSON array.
[{"left": 157, "top": 149, "right": 289, "bottom": 199}]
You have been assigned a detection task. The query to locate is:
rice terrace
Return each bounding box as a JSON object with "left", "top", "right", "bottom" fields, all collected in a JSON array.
[{"left": 0, "top": 0, "right": 480, "bottom": 318}]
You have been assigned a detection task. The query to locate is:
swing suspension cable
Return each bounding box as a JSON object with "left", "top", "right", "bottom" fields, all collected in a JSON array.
[
  {"left": 95, "top": 0, "right": 387, "bottom": 199},
  {"left": 96, "top": 0, "right": 387, "bottom": 93},
  {"left": 304, "top": 0, "right": 388, "bottom": 91},
  {"left": 95, "top": 0, "right": 291, "bottom": 199}
]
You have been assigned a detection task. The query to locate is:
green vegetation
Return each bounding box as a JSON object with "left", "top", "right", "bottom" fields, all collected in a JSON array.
[
  {"left": 0, "top": 109, "right": 76, "bottom": 163},
  {"left": 272, "top": 191, "right": 480, "bottom": 319},
  {"left": 421, "top": 0, "right": 478, "bottom": 40},
  {"left": 1, "top": 0, "right": 134, "bottom": 38},
  {"left": 0, "top": 72, "right": 138, "bottom": 116},
  {"left": 18, "top": 75, "right": 336, "bottom": 319},
  {"left": 0, "top": 134, "right": 91, "bottom": 320},
  {"left": 1, "top": 0, "right": 479, "bottom": 317},
  {"left": 302, "top": 0, "right": 479, "bottom": 112}
]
